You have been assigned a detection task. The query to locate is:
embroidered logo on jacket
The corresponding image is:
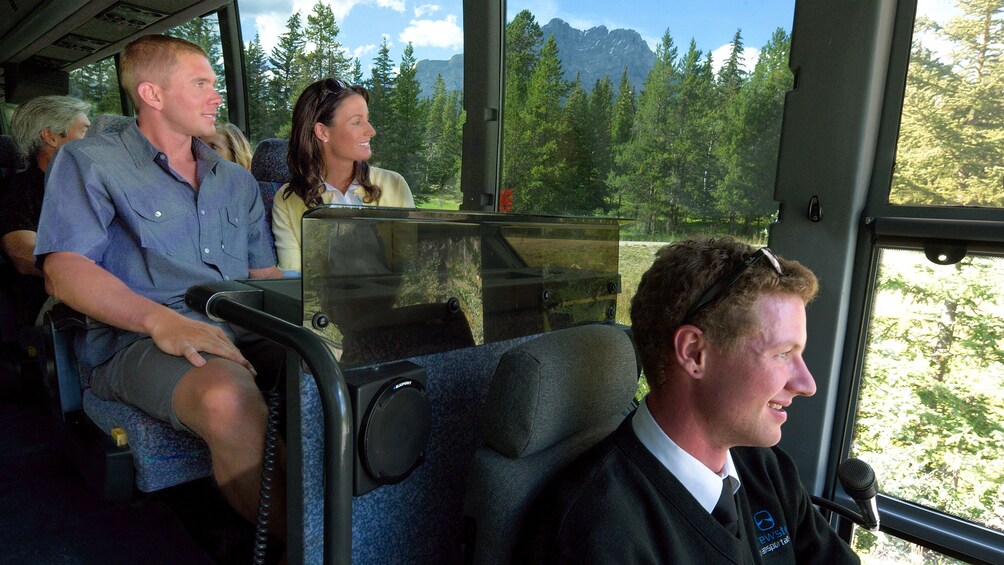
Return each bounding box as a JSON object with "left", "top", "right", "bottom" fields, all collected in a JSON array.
[{"left": 753, "top": 510, "right": 790, "bottom": 556}]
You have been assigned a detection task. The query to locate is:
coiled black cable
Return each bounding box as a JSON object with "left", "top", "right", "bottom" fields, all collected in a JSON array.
[{"left": 253, "top": 389, "right": 281, "bottom": 565}]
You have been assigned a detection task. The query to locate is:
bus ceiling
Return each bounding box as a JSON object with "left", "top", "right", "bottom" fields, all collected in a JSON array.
[{"left": 1, "top": 0, "right": 231, "bottom": 104}]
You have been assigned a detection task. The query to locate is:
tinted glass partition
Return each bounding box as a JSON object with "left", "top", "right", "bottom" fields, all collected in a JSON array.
[{"left": 302, "top": 207, "right": 625, "bottom": 367}]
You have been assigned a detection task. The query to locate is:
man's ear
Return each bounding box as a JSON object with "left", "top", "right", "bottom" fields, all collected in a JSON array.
[
  {"left": 673, "top": 324, "right": 708, "bottom": 379},
  {"left": 136, "top": 81, "right": 163, "bottom": 111},
  {"left": 40, "top": 128, "right": 60, "bottom": 148}
]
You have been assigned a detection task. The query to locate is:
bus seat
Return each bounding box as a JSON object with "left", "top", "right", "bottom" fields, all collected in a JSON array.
[
  {"left": 296, "top": 333, "right": 538, "bottom": 564},
  {"left": 0, "top": 134, "right": 24, "bottom": 177},
  {"left": 86, "top": 114, "right": 132, "bottom": 137},
  {"left": 250, "top": 137, "right": 290, "bottom": 234},
  {"left": 83, "top": 389, "right": 211, "bottom": 492},
  {"left": 42, "top": 303, "right": 211, "bottom": 496},
  {"left": 1, "top": 136, "right": 26, "bottom": 366},
  {"left": 462, "top": 324, "right": 639, "bottom": 565}
]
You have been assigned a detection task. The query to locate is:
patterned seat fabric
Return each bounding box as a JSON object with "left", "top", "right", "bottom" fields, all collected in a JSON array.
[
  {"left": 83, "top": 389, "right": 211, "bottom": 492},
  {"left": 86, "top": 114, "right": 133, "bottom": 137},
  {"left": 296, "top": 335, "right": 538, "bottom": 564},
  {"left": 250, "top": 138, "right": 290, "bottom": 234}
]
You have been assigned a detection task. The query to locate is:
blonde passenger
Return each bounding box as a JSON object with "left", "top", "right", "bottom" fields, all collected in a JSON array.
[{"left": 201, "top": 122, "right": 252, "bottom": 170}]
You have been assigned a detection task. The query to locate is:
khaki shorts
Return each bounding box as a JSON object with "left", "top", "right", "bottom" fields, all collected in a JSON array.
[{"left": 89, "top": 327, "right": 284, "bottom": 431}]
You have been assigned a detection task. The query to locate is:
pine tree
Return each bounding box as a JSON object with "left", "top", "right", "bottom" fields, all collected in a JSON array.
[
  {"left": 563, "top": 78, "right": 600, "bottom": 214},
  {"left": 513, "top": 35, "right": 573, "bottom": 213},
  {"left": 268, "top": 12, "right": 305, "bottom": 138},
  {"left": 422, "top": 75, "right": 463, "bottom": 204},
  {"left": 891, "top": 0, "right": 1004, "bottom": 206},
  {"left": 384, "top": 43, "right": 425, "bottom": 198},
  {"left": 611, "top": 29, "right": 680, "bottom": 235},
  {"left": 607, "top": 67, "right": 637, "bottom": 214},
  {"left": 289, "top": 1, "right": 352, "bottom": 119},
  {"left": 501, "top": 10, "right": 543, "bottom": 205},
  {"left": 588, "top": 75, "right": 615, "bottom": 202},
  {"left": 69, "top": 57, "right": 122, "bottom": 115},
  {"left": 349, "top": 60, "right": 364, "bottom": 85},
  {"left": 610, "top": 66, "right": 636, "bottom": 146},
  {"left": 245, "top": 33, "right": 272, "bottom": 141},
  {"left": 670, "top": 39, "right": 717, "bottom": 221},
  {"left": 367, "top": 40, "right": 395, "bottom": 163},
  {"left": 717, "top": 29, "right": 747, "bottom": 97}
]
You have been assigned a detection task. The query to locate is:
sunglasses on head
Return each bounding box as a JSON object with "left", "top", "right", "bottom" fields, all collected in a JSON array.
[
  {"left": 319, "top": 77, "right": 350, "bottom": 106},
  {"left": 682, "top": 247, "right": 785, "bottom": 324}
]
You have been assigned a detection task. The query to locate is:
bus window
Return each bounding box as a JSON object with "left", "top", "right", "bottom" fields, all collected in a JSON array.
[
  {"left": 500, "top": 2, "right": 796, "bottom": 243},
  {"left": 888, "top": 0, "right": 1004, "bottom": 208},
  {"left": 497, "top": 2, "right": 796, "bottom": 324},
  {"left": 850, "top": 248, "right": 1004, "bottom": 556},
  {"left": 238, "top": 1, "right": 465, "bottom": 209},
  {"left": 69, "top": 57, "right": 122, "bottom": 115},
  {"left": 853, "top": 531, "right": 972, "bottom": 564}
]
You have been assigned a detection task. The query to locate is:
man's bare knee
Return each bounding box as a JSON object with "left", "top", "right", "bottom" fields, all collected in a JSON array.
[{"left": 175, "top": 359, "right": 266, "bottom": 442}]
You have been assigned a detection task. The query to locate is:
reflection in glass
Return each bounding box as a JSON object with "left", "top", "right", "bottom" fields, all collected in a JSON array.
[
  {"left": 851, "top": 248, "right": 1004, "bottom": 533},
  {"left": 302, "top": 208, "right": 623, "bottom": 367}
]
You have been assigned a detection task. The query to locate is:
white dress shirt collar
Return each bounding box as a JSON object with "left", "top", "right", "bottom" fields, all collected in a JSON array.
[
  {"left": 322, "top": 181, "right": 363, "bottom": 206},
  {"left": 632, "top": 395, "right": 741, "bottom": 513}
]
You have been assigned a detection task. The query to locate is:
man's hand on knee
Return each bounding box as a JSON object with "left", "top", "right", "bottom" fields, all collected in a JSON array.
[{"left": 147, "top": 310, "right": 256, "bottom": 376}]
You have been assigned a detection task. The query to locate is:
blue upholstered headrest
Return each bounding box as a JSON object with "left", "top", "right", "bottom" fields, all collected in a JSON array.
[{"left": 250, "top": 138, "right": 290, "bottom": 184}]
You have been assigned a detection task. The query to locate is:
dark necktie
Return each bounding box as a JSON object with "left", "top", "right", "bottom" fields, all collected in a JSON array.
[{"left": 712, "top": 476, "right": 739, "bottom": 535}]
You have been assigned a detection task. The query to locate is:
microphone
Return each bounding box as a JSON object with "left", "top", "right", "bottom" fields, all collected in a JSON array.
[{"left": 838, "top": 458, "right": 880, "bottom": 531}]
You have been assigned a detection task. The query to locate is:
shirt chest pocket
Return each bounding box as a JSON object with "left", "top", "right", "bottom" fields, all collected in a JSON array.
[
  {"left": 123, "top": 193, "right": 190, "bottom": 255},
  {"left": 219, "top": 206, "right": 248, "bottom": 260}
]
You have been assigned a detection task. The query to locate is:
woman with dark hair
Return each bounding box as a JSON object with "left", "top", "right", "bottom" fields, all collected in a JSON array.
[{"left": 272, "top": 77, "right": 414, "bottom": 273}]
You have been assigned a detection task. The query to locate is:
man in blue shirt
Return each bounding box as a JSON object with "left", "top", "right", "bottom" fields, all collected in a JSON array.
[{"left": 35, "top": 35, "right": 284, "bottom": 534}]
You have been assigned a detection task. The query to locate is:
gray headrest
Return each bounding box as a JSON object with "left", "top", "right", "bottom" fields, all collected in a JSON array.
[
  {"left": 87, "top": 114, "right": 133, "bottom": 137},
  {"left": 482, "top": 324, "right": 638, "bottom": 459}
]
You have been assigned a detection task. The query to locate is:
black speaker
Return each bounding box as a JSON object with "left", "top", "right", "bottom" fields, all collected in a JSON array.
[{"left": 344, "top": 361, "right": 432, "bottom": 496}]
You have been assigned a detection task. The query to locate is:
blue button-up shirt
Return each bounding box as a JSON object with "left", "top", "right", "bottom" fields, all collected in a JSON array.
[{"left": 35, "top": 120, "right": 276, "bottom": 367}]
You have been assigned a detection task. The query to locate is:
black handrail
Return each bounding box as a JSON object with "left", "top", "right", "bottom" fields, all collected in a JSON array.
[{"left": 186, "top": 283, "right": 353, "bottom": 565}]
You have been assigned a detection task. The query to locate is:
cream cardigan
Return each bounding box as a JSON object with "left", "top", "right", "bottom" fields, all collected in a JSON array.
[{"left": 271, "top": 166, "right": 415, "bottom": 272}]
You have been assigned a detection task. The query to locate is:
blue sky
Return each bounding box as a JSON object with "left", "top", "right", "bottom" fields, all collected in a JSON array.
[{"left": 237, "top": 0, "right": 797, "bottom": 73}]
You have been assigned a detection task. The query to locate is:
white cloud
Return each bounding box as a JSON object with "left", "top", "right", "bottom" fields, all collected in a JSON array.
[
  {"left": 414, "top": 3, "right": 440, "bottom": 18},
  {"left": 376, "top": 0, "right": 406, "bottom": 12},
  {"left": 250, "top": 0, "right": 408, "bottom": 54},
  {"left": 710, "top": 44, "right": 760, "bottom": 76},
  {"left": 399, "top": 14, "right": 463, "bottom": 50},
  {"left": 353, "top": 44, "right": 377, "bottom": 60},
  {"left": 255, "top": 13, "right": 289, "bottom": 54}
]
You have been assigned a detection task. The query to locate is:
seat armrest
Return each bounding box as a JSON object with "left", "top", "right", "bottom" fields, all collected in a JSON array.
[{"left": 49, "top": 301, "right": 108, "bottom": 332}]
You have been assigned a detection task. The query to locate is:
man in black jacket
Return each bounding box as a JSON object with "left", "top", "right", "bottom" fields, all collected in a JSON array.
[{"left": 524, "top": 237, "right": 859, "bottom": 564}]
